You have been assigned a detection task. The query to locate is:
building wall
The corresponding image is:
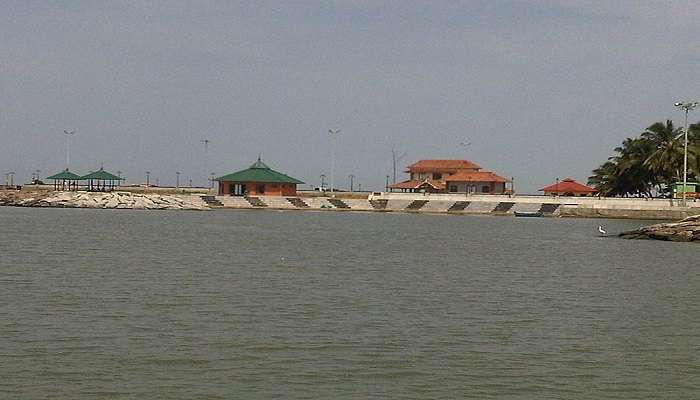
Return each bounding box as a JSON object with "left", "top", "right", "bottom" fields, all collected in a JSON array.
[
  {"left": 218, "top": 181, "right": 297, "bottom": 196},
  {"left": 446, "top": 181, "right": 506, "bottom": 194}
]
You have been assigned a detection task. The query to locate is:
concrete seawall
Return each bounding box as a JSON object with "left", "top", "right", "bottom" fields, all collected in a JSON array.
[
  {"left": 3, "top": 189, "right": 699, "bottom": 220},
  {"left": 200, "top": 193, "right": 700, "bottom": 220}
]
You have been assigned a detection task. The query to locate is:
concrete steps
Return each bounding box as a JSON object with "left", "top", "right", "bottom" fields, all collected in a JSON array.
[
  {"left": 406, "top": 200, "right": 429, "bottom": 210},
  {"left": 448, "top": 201, "right": 470, "bottom": 212},
  {"left": 287, "top": 197, "right": 310, "bottom": 208},
  {"left": 245, "top": 196, "right": 267, "bottom": 207}
]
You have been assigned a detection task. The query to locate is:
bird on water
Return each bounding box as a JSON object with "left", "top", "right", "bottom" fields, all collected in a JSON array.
[{"left": 598, "top": 225, "right": 607, "bottom": 236}]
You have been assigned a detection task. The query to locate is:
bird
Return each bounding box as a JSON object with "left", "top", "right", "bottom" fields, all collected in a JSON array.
[{"left": 598, "top": 225, "right": 607, "bottom": 236}]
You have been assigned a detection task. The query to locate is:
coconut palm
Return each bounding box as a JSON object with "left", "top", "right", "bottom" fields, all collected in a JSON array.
[{"left": 641, "top": 120, "right": 684, "bottom": 192}]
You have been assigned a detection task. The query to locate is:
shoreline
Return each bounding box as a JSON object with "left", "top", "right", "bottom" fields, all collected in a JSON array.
[{"left": 2, "top": 189, "right": 699, "bottom": 220}]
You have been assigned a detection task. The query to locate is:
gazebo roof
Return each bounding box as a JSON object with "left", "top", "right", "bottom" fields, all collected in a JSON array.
[
  {"left": 215, "top": 158, "right": 304, "bottom": 184},
  {"left": 540, "top": 178, "right": 596, "bottom": 193},
  {"left": 45, "top": 169, "right": 82, "bottom": 180},
  {"left": 81, "top": 168, "right": 121, "bottom": 181}
]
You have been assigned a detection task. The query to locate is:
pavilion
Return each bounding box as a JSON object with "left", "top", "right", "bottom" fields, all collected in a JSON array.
[
  {"left": 45, "top": 169, "right": 82, "bottom": 191},
  {"left": 540, "top": 178, "right": 597, "bottom": 197},
  {"left": 81, "top": 168, "right": 121, "bottom": 192},
  {"left": 215, "top": 158, "right": 304, "bottom": 196}
]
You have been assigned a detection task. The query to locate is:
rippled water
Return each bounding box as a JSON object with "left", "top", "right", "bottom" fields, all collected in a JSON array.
[{"left": 1, "top": 207, "right": 699, "bottom": 399}]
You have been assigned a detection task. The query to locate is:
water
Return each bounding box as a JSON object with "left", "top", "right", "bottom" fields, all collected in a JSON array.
[{"left": 1, "top": 207, "right": 699, "bottom": 399}]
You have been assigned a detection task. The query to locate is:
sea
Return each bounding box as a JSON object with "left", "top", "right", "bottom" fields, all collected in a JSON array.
[{"left": 1, "top": 207, "right": 699, "bottom": 399}]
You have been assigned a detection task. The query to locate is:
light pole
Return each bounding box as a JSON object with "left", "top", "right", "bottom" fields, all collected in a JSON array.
[
  {"left": 9, "top": 171, "right": 15, "bottom": 186},
  {"left": 349, "top": 174, "right": 355, "bottom": 192},
  {"left": 328, "top": 128, "right": 341, "bottom": 195},
  {"left": 210, "top": 172, "right": 215, "bottom": 190},
  {"left": 176, "top": 171, "right": 181, "bottom": 189},
  {"left": 320, "top": 174, "right": 326, "bottom": 191},
  {"left": 385, "top": 174, "right": 390, "bottom": 192},
  {"left": 145, "top": 171, "right": 150, "bottom": 186},
  {"left": 674, "top": 101, "right": 698, "bottom": 207},
  {"left": 391, "top": 148, "right": 407, "bottom": 184},
  {"left": 201, "top": 139, "right": 210, "bottom": 187},
  {"left": 64, "top": 130, "right": 75, "bottom": 169}
]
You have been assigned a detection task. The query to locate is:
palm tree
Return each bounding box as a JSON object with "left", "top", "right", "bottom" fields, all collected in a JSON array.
[{"left": 641, "top": 120, "right": 684, "bottom": 191}]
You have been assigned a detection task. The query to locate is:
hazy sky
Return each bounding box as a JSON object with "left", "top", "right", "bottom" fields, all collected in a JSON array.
[{"left": 3, "top": 1, "right": 700, "bottom": 192}]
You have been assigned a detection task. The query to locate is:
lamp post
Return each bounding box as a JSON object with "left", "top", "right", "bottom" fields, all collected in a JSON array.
[
  {"left": 328, "top": 128, "right": 341, "bottom": 195},
  {"left": 9, "top": 171, "right": 15, "bottom": 186},
  {"left": 349, "top": 174, "right": 355, "bottom": 192},
  {"left": 145, "top": 171, "right": 150, "bottom": 186},
  {"left": 210, "top": 172, "right": 215, "bottom": 190},
  {"left": 385, "top": 175, "right": 390, "bottom": 192},
  {"left": 674, "top": 101, "right": 698, "bottom": 207},
  {"left": 176, "top": 171, "right": 181, "bottom": 189},
  {"left": 320, "top": 174, "right": 326, "bottom": 191},
  {"left": 63, "top": 130, "right": 75, "bottom": 169}
]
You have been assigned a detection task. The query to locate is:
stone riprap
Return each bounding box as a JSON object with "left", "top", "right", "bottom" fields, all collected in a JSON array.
[
  {"left": 0, "top": 190, "right": 209, "bottom": 211},
  {"left": 619, "top": 215, "right": 700, "bottom": 242}
]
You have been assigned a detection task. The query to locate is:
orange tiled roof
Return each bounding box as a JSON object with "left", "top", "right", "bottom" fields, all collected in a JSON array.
[
  {"left": 540, "top": 178, "right": 596, "bottom": 193},
  {"left": 407, "top": 159, "right": 481, "bottom": 172},
  {"left": 445, "top": 171, "right": 508, "bottom": 183}
]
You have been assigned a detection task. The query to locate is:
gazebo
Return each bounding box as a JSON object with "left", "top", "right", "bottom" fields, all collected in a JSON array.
[
  {"left": 540, "top": 178, "right": 597, "bottom": 197},
  {"left": 45, "top": 169, "right": 82, "bottom": 191},
  {"left": 81, "top": 168, "right": 121, "bottom": 192},
  {"left": 215, "top": 158, "right": 304, "bottom": 196}
]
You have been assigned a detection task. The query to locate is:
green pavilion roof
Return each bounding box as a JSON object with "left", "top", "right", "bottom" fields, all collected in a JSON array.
[
  {"left": 81, "top": 169, "right": 121, "bottom": 181},
  {"left": 215, "top": 158, "right": 304, "bottom": 184},
  {"left": 45, "top": 169, "right": 83, "bottom": 180}
]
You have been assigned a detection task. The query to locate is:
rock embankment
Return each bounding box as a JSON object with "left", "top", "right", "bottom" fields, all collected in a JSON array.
[
  {"left": 0, "top": 190, "right": 209, "bottom": 211},
  {"left": 619, "top": 214, "right": 700, "bottom": 242}
]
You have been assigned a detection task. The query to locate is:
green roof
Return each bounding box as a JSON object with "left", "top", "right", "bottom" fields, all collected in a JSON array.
[
  {"left": 215, "top": 158, "right": 304, "bottom": 184},
  {"left": 81, "top": 169, "right": 121, "bottom": 181},
  {"left": 45, "top": 169, "right": 83, "bottom": 180}
]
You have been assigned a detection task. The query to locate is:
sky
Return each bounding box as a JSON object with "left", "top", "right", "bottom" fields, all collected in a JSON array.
[{"left": 2, "top": 0, "right": 700, "bottom": 193}]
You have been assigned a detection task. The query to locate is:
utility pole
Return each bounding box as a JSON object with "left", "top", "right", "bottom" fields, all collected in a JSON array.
[
  {"left": 64, "top": 130, "right": 75, "bottom": 169},
  {"left": 511, "top": 176, "right": 515, "bottom": 195},
  {"left": 201, "top": 139, "right": 210, "bottom": 187},
  {"left": 674, "top": 101, "right": 699, "bottom": 207},
  {"left": 320, "top": 174, "right": 326, "bottom": 191},
  {"left": 176, "top": 171, "right": 181, "bottom": 189},
  {"left": 349, "top": 174, "right": 355, "bottom": 192},
  {"left": 328, "top": 129, "right": 341, "bottom": 195},
  {"left": 146, "top": 171, "right": 151, "bottom": 186},
  {"left": 385, "top": 175, "right": 390, "bottom": 192},
  {"left": 391, "top": 148, "right": 407, "bottom": 184}
]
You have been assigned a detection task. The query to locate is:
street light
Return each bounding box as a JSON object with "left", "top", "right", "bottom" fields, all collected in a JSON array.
[
  {"left": 349, "top": 174, "right": 355, "bottom": 192},
  {"left": 674, "top": 101, "right": 699, "bottom": 207},
  {"left": 63, "top": 130, "right": 75, "bottom": 169},
  {"left": 328, "top": 128, "right": 341, "bottom": 195},
  {"left": 176, "top": 171, "right": 181, "bottom": 189},
  {"left": 145, "top": 171, "right": 151, "bottom": 186},
  {"left": 320, "top": 174, "right": 326, "bottom": 191}
]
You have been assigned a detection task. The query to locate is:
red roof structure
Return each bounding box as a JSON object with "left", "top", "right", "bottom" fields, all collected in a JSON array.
[
  {"left": 540, "top": 178, "right": 596, "bottom": 195},
  {"left": 388, "top": 179, "right": 445, "bottom": 191},
  {"left": 445, "top": 171, "right": 508, "bottom": 183},
  {"left": 406, "top": 159, "right": 481, "bottom": 172}
]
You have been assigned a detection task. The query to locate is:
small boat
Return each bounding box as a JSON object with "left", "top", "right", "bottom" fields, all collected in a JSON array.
[{"left": 513, "top": 211, "right": 544, "bottom": 217}]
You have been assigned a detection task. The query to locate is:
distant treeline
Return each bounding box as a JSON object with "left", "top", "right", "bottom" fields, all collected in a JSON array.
[{"left": 588, "top": 120, "right": 700, "bottom": 197}]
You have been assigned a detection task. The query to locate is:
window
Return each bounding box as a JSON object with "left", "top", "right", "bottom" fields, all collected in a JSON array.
[
  {"left": 433, "top": 173, "right": 442, "bottom": 180},
  {"left": 481, "top": 186, "right": 490, "bottom": 193},
  {"left": 257, "top": 184, "right": 265, "bottom": 194},
  {"left": 449, "top": 185, "right": 458, "bottom": 192}
]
